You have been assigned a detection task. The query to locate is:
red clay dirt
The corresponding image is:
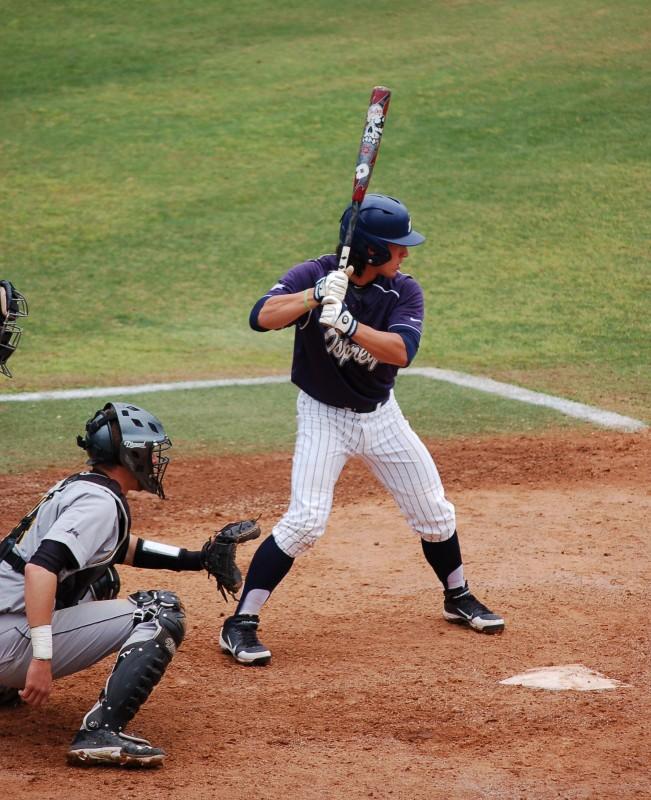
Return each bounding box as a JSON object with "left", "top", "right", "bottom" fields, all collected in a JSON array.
[{"left": 1, "top": 430, "right": 649, "bottom": 799}]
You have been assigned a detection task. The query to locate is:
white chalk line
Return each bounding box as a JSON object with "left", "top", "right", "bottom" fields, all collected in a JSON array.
[
  {"left": 405, "top": 368, "right": 646, "bottom": 433},
  {"left": 0, "top": 370, "right": 646, "bottom": 433},
  {"left": 0, "top": 376, "right": 290, "bottom": 403}
]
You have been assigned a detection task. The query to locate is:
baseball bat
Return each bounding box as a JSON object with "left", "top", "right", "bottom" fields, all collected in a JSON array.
[{"left": 338, "top": 85, "right": 392, "bottom": 271}]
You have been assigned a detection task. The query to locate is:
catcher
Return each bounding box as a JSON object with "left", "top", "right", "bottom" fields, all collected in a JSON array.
[{"left": 0, "top": 401, "right": 259, "bottom": 767}]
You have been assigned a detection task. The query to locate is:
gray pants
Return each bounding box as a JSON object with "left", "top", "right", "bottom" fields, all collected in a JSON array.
[{"left": 0, "top": 598, "right": 156, "bottom": 688}]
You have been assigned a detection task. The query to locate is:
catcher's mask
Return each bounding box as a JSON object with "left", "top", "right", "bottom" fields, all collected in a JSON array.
[
  {"left": 338, "top": 194, "right": 426, "bottom": 275},
  {"left": 0, "top": 280, "right": 29, "bottom": 379},
  {"left": 77, "top": 402, "right": 172, "bottom": 498}
]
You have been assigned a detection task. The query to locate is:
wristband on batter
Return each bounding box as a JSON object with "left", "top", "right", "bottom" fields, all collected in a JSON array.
[
  {"left": 31, "top": 625, "right": 53, "bottom": 661},
  {"left": 302, "top": 288, "right": 310, "bottom": 310}
]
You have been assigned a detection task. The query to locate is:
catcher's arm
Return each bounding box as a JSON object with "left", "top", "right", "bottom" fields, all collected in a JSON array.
[
  {"left": 123, "top": 520, "right": 261, "bottom": 600},
  {"left": 123, "top": 534, "right": 203, "bottom": 570},
  {"left": 22, "top": 563, "right": 57, "bottom": 706}
]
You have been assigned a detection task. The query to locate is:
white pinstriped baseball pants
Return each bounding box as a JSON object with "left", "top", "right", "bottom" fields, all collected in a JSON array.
[{"left": 273, "top": 390, "right": 456, "bottom": 558}]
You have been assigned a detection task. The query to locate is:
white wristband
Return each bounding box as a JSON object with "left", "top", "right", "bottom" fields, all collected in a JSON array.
[{"left": 31, "top": 625, "right": 53, "bottom": 660}]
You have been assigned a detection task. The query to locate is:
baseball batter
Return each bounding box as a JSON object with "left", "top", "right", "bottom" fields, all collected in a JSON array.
[
  {"left": 219, "top": 194, "right": 505, "bottom": 666},
  {"left": 0, "top": 402, "right": 204, "bottom": 767}
]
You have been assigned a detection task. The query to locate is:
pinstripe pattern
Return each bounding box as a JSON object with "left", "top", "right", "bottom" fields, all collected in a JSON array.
[{"left": 273, "top": 391, "right": 456, "bottom": 557}]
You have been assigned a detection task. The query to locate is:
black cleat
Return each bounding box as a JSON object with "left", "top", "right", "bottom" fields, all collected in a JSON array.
[
  {"left": 67, "top": 728, "right": 166, "bottom": 767},
  {"left": 443, "top": 582, "right": 505, "bottom": 634},
  {"left": 0, "top": 685, "right": 22, "bottom": 708},
  {"left": 219, "top": 613, "right": 272, "bottom": 665}
]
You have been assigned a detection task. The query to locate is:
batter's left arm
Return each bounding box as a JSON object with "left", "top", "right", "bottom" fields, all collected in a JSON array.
[
  {"left": 348, "top": 325, "right": 408, "bottom": 367},
  {"left": 320, "top": 275, "right": 423, "bottom": 366},
  {"left": 319, "top": 302, "right": 411, "bottom": 366},
  {"left": 319, "top": 300, "right": 409, "bottom": 367}
]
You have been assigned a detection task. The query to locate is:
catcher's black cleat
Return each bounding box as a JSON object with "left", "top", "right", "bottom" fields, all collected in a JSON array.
[
  {"left": 0, "top": 685, "right": 22, "bottom": 708},
  {"left": 219, "top": 613, "right": 271, "bottom": 666},
  {"left": 443, "top": 582, "right": 505, "bottom": 634},
  {"left": 67, "top": 728, "right": 166, "bottom": 767}
]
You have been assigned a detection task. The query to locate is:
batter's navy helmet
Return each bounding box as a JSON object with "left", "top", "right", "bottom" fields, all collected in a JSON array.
[
  {"left": 339, "top": 194, "right": 425, "bottom": 268},
  {"left": 77, "top": 402, "right": 172, "bottom": 498}
]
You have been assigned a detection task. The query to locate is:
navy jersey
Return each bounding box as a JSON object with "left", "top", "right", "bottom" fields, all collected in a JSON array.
[{"left": 251, "top": 254, "right": 424, "bottom": 409}]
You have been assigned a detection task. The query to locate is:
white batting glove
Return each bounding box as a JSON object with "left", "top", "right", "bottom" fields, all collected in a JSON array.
[
  {"left": 319, "top": 301, "right": 358, "bottom": 338},
  {"left": 313, "top": 267, "right": 353, "bottom": 305}
]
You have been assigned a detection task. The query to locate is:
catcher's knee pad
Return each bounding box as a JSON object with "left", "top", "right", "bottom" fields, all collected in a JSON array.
[
  {"left": 84, "top": 592, "right": 185, "bottom": 734},
  {"left": 128, "top": 589, "right": 186, "bottom": 649},
  {"left": 86, "top": 634, "right": 176, "bottom": 734},
  {"left": 89, "top": 565, "right": 121, "bottom": 601}
]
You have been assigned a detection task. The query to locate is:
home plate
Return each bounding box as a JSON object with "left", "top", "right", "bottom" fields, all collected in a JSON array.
[{"left": 499, "top": 664, "right": 626, "bottom": 691}]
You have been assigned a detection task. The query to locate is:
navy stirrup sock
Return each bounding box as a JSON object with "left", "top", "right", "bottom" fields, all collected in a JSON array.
[
  {"left": 236, "top": 535, "right": 294, "bottom": 613},
  {"left": 421, "top": 531, "right": 463, "bottom": 588}
]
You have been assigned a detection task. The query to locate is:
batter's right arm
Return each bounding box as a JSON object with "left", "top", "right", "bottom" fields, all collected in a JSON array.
[{"left": 256, "top": 291, "right": 319, "bottom": 331}]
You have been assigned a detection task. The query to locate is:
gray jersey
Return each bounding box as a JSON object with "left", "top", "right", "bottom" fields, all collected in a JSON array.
[
  {"left": 0, "top": 474, "right": 181, "bottom": 700},
  {"left": 0, "top": 475, "right": 129, "bottom": 615}
]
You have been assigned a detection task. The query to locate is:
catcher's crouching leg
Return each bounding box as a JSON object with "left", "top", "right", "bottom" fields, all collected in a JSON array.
[{"left": 68, "top": 590, "right": 186, "bottom": 767}]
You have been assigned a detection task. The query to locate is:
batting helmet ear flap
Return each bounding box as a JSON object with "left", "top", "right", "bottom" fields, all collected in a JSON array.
[{"left": 366, "top": 246, "right": 389, "bottom": 267}]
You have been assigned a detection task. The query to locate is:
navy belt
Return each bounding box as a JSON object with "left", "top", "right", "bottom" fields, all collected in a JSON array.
[{"left": 343, "top": 397, "right": 389, "bottom": 414}]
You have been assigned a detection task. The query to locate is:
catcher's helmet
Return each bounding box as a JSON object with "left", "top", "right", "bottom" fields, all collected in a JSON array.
[
  {"left": 77, "top": 402, "right": 172, "bottom": 498},
  {"left": 0, "top": 280, "right": 29, "bottom": 379},
  {"left": 339, "top": 194, "right": 425, "bottom": 269}
]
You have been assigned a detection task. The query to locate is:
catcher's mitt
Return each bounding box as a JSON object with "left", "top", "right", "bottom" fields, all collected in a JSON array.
[{"left": 201, "top": 518, "right": 261, "bottom": 601}]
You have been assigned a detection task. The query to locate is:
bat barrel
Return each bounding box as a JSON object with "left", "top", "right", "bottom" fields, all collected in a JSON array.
[{"left": 340, "top": 86, "right": 392, "bottom": 269}]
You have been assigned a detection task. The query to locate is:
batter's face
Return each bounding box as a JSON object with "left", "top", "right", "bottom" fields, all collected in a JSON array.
[
  {"left": 375, "top": 243, "right": 409, "bottom": 279},
  {"left": 352, "top": 242, "right": 410, "bottom": 285}
]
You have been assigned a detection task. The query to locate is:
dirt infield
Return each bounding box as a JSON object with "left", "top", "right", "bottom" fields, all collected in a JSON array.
[{"left": 1, "top": 430, "right": 649, "bottom": 799}]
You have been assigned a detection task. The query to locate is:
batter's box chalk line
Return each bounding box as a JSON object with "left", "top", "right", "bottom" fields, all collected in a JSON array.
[
  {"left": 405, "top": 368, "right": 647, "bottom": 432},
  {"left": 0, "top": 371, "right": 647, "bottom": 433},
  {"left": 499, "top": 664, "right": 628, "bottom": 691}
]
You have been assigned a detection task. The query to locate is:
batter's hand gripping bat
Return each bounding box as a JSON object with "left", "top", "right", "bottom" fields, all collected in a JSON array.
[{"left": 338, "top": 86, "right": 392, "bottom": 273}]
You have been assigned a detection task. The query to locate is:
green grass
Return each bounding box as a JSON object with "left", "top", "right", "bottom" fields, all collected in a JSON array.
[
  {"left": 0, "top": 376, "right": 588, "bottom": 474},
  {"left": 0, "top": 0, "right": 649, "bottom": 470}
]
